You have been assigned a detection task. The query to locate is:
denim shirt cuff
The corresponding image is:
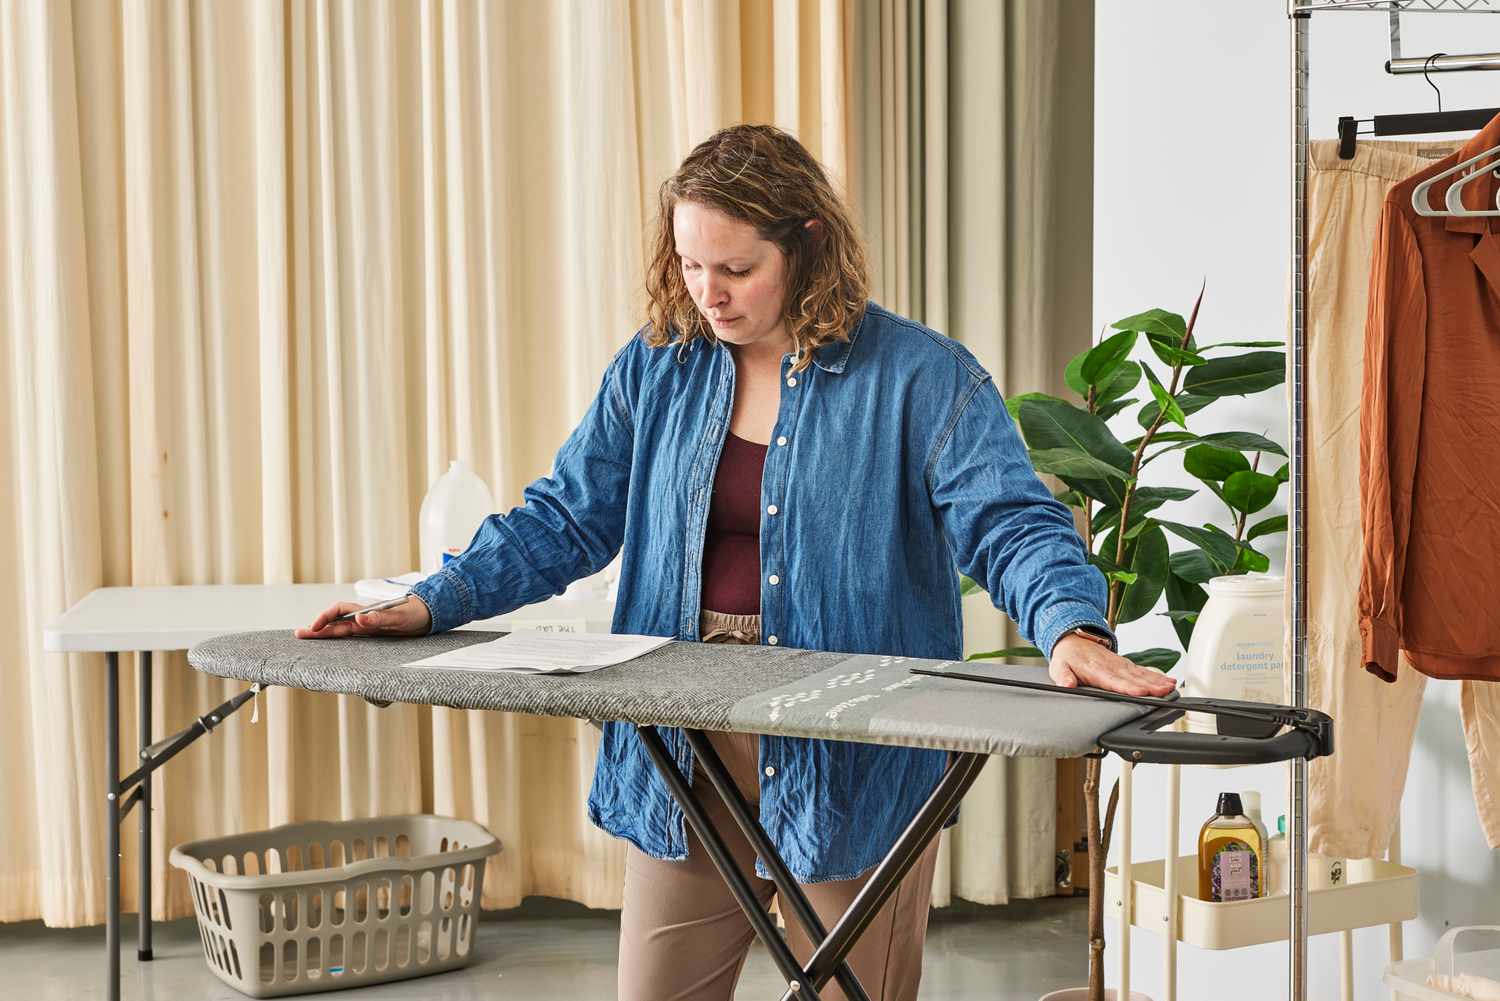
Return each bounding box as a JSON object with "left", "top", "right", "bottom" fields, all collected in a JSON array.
[
  {"left": 410, "top": 566, "right": 475, "bottom": 635},
  {"left": 1035, "top": 601, "right": 1116, "bottom": 659}
]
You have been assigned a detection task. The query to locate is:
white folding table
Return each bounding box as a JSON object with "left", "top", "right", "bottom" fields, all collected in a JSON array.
[{"left": 42, "top": 584, "right": 615, "bottom": 1001}]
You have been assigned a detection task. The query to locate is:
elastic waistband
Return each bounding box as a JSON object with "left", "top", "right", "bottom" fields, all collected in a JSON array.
[{"left": 1310, "top": 137, "right": 1461, "bottom": 183}]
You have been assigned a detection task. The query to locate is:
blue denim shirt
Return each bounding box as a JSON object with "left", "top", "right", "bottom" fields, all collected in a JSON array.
[{"left": 412, "top": 302, "right": 1112, "bottom": 882}]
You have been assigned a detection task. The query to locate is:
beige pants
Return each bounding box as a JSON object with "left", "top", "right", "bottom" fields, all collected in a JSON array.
[
  {"left": 1293, "top": 139, "right": 1500, "bottom": 856},
  {"left": 616, "top": 610, "right": 941, "bottom": 1001}
]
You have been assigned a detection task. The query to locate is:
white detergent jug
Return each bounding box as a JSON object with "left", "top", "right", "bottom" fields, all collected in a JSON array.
[
  {"left": 1182, "top": 573, "right": 1285, "bottom": 734},
  {"left": 418, "top": 460, "right": 496, "bottom": 573}
]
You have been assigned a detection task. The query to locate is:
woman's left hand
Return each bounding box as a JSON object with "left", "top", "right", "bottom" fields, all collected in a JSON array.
[{"left": 1048, "top": 634, "right": 1177, "bottom": 698}]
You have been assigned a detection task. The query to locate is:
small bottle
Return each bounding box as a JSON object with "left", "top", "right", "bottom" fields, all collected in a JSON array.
[
  {"left": 1198, "top": 792, "right": 1266, "bottom": 902},
  {"left": 1266, "top": 815, "right": 1289, "bottom": 896}
]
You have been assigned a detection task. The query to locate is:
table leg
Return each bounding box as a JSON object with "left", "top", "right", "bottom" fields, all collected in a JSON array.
[
  {"left": 105, "top": 651, "right": 120, "bottom": 1001},
  {"left": 138, "top": 650, "right": 153, "bottom": 961},
  {"left": 635, "top": 725, "right": 826, "bottom": 1001}
]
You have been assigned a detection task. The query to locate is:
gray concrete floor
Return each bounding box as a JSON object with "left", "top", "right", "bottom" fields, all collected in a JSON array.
[{"left": 0, "top": 896, "right": 1088, "bottom": 1000}]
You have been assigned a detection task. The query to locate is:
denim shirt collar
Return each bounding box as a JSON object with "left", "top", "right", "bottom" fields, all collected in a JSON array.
[{"left": 809, "top": 304, "right": 868, "bottom": 374}]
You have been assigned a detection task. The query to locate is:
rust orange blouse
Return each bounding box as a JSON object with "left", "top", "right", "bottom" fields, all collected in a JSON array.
[{"left": 1362, "top": 112, "right": 1500, "bottom": 683}]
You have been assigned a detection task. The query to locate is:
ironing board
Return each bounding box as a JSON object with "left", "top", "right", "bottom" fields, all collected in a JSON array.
[{"left": 188, "top": 629, "right": 1332, "bottom": 1001}]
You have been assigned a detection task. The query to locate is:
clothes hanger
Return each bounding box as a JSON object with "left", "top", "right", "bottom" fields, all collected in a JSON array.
[
  {"left": 1338, "top": 52, "right": 1500, "bottom": 215},
  {"left": 1340, "top": 53, "right": 1500, "bottom": 161},
  {"left": 1393, "top": 56, "right": 1500, "bottom": 217}
]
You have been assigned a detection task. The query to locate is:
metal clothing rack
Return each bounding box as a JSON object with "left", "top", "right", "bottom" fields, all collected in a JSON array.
[{"left": 1286, "top": 4, "right": 1500, "bottom": 1000}]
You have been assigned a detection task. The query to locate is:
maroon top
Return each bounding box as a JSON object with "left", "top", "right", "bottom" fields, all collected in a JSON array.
[{"left": 700, "top": 433, "right": 768, "bottom": 615}]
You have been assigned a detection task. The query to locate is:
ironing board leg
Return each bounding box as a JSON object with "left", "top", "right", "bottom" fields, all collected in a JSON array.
[
  {"left": 637, "top": 724, "right": 986, "bottom": 1001},
  {"left": 635, "top": 725, "right": 825, "bottom": 1000},
  {"left": 682, "top": 728, "right": 871, "bottom": 1001},
  {"left": 782, "top": 751, "right": 987, "bottom": 1001}
]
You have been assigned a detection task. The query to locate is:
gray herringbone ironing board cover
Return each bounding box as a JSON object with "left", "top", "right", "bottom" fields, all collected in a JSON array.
[{"left": 189, "top": 630, "right": 1153, "bottom": 757}]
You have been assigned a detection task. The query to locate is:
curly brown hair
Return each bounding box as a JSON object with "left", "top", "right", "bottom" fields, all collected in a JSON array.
[{"left": 643, "top": 124, "right": 869, "bottom": 372}]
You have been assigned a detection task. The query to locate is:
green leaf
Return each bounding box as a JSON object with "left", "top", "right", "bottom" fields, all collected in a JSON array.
[
  {"left": 1096, "top": 361, "right": 1142, "bottom": 404},
  {"left": 1122, "top": 647, "right": 1181, "bottom": 671},
  {"left": 1275, "top": 461, "right": 1289, "bottom": 483},
  {"left": 1091, "top": 486, "right": 1196, "bottom": 538},
  {"left": 968, "top": 645, "right": 1045, "bottom": 661},
  {"left": 1147, "top": 431, "right": 1287, "bottom": 460},
  {"left": 1005, "top": 391, "right": 1066, "bottom": 425},
  {"left": 1127, "top": 430, "right": 1195, "bottom": 449},
  {"left": 1200, "top": 340, "right": 1285, "bottom": 349},
  {"left": 1053, "top": 487, "right": 1087, "bottom": 507},
  {"left": 1182, "top": 351, "right": 1286, "bottom": 398},
  {"left": 1170, "top": 549, "right": 1217, "bottom": 584},
  {"left": 1064, "top": 351, "right": 1090, "bottom": 397},
  {"left": 1081, "top": 329, "right": 1139, "bottom": 387},
  {"left": 1089, "top": 550, "right": 1126, "bottom": 576},
  {"left": 1031, "top": 448, "right": 1132, "bottom": 482},
  {"left": 1137, "top": 392, "right": 1215, "bottom": 429},
  {"left": 1107, "top": 570, "right": 1139, "bottom": 586},
  {"left": 1113, "top": 308, "right": 1189, "bottom": 345},
  {"left": 1146, "top": 334, "right": 1208, "bottom": 368},
  {"left": 1234, "top": 546, "right": 1271, "bottom": 573},
  {"left": 1060, "top": 474, "right": 1128, "bottom": 508},
  {"left": 959, "top": 574, "right": 984, "bottom": 596},
  {"left": 1222, "top": 470, "right": 1280, "bottom": 514},
  {"left": 1095, "top": 397, "right": 1135, "bottom": 422},
  {"left": 1183, "top": 444, "right": 1252, "bottom": 482},
  {"left": 1117, "top": 524, "right": 1170, "bottom": 624},
  {"left": 1165, "top": 571, "right": 1209, "bottom": 647},
  {"left": 1158, "top": 520, "right": 1240, "bottom": 570},
  {"left": 1247, "top": 514, "right": 1287, "bottom": 541},
  {"left": 1018, "top": 399, "right": 1134, "bottom": 471},
  {"left": 1142, "top": 365, "right": 1187, "bottom": 429}
]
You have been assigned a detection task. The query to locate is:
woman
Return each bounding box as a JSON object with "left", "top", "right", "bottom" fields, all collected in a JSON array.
[{"left": 298, "top": 124, "right": 1173, "bottom": 1001}]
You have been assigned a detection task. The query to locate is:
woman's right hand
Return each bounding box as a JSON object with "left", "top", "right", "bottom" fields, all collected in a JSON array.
[{"left": 294, "top": 596, "right": 432, "bottom": 640}]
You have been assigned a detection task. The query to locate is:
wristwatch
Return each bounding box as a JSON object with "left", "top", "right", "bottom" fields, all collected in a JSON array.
[{"left": 1062, "top": 625, "right": 1115, "bottom": 651}]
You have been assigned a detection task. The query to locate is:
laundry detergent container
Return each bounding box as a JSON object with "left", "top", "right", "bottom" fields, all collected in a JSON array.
[{"left": 170, "top": 814, "right": 500, "bottom": 997}]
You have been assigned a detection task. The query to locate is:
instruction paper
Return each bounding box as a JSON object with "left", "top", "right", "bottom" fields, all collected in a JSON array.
[{"left": 404, "top": 630, "right": 672, "bottom": 675}]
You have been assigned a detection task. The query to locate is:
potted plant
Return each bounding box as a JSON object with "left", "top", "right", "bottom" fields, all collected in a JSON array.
[{"left": 965, "top": 288, "right": 1287, "bottom": 1001}]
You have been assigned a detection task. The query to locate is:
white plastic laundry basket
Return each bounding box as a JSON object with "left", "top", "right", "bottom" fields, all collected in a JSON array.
[
  {"left": 169, "top": 815, "right": 501, "bottom": 998},
  {"left": 1386, "top": 926, "right": 1500, "bottom": 1001}
]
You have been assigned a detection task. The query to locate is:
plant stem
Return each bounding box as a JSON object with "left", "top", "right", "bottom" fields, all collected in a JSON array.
[
  {"left": 1107, "top": 287, "right": 1204, "bottom": 621},
  {"left": 1090, "top": 285, "right": 1204, "bottom": 1001},
  {"left": 1085, "top": 755, "right": 1105, "bottom": 1000}
]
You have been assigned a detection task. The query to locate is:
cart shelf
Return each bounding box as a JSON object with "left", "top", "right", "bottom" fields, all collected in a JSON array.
[{"left": 1105, "top": 854, "right": 1418, "bottom": 951}]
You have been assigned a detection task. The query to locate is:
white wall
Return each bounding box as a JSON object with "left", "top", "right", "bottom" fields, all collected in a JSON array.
[{"left": 1093, "top": 2, "right": 1500, "bottom": 998}]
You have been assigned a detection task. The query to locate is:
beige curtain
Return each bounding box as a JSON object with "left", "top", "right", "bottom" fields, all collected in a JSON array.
[
  {"left": 0, "top": 0, "right": 847, "bottom": 926},
  {"left": 846, "top": 0, "right": 1096, "bottom": 904}
]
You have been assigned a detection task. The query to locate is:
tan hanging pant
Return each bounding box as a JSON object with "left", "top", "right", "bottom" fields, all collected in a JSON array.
[
  {"left": 1293, "top": 139, "right": 1500, "bottom": 857},
  {"left": 616, "top": 609, "right": 941, "bottom": 1001}
]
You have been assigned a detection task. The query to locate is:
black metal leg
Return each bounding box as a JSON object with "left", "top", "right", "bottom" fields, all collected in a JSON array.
[
  {"left": 784, "top": 752, "right": 988, "bottom": 1001},
  {"left": 105, "top": 651, "right": 120, "bottom": 1001},
  {"left": 682, "top": 729, "right": 870, "bottom": 1001},
  {"left": 138, "top": 650, "right": 153, "bottom": 961},
  {"left": 635, "top": 725, "right": 824, "bottom": 1001}
]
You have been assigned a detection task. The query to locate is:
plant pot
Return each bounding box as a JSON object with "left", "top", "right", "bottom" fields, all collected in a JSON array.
[{"left": 1039, "top": 990, "right": 1155, "bottom": 1001}]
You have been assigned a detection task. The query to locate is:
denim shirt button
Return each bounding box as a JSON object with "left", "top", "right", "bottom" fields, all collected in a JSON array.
[
  {"left": 767, "top": 635, "right": 778, "bottom": 645},
  {"left": 786, "top": 377, "right": 797, "bottom": 388},
  {"left": 763, "top": 765, "right": 776, "bottom": 778},
  {"left": 776, "top": 436, "right": 788, "bottom": 446},
  {"left": 768, "top": 574, "right": 780, "bottom": 585},
  {"left": 767, "top": 504, "right": 779, "bottom": 516}
]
